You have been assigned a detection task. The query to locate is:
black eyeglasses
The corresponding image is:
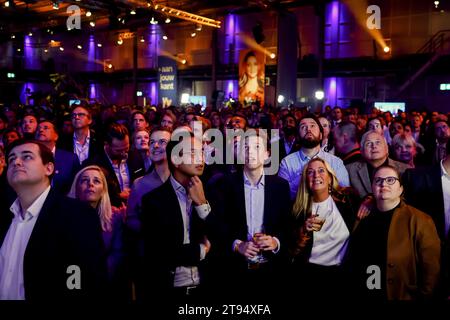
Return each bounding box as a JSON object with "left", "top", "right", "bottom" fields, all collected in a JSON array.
[
  {"left": 71, "top": 113, "right": 88, "bottom": 119},
  {"left": 374, "top": 176, "right": 399, "bottom": 186}
]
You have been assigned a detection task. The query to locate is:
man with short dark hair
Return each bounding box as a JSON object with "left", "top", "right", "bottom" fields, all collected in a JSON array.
[
  {"left": 35, "top": 120, "right": 78, "bottom": 194},
  {"left": 0, "top": 140, "right": 106, "bottom": 300},
  {"left": 278, "top": 114, "right": 349, "bottom": 199},
  {"left": 141, "top": 133, "right": 213, "bottom": 301},
  {"left": 333, "top": 121, "right": 362, "bottom": 165},
  {"left": 90, "top": 123, "right": 136, "bottom": 206}
]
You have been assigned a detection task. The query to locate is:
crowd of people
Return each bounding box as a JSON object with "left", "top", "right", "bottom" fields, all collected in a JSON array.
[{"left": 0, "top": 101, "right": 449, "bottom": 303}]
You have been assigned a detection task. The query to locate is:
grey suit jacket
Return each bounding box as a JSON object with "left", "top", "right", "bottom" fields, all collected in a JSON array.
[{"left": 345, "top": 158, "right": 411, "bottom": 198}]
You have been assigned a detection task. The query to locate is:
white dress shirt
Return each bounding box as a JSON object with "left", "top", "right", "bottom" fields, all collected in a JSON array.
[
  {"left": 440, "top": 160, "right": 450, "bottom": 237},
  {"left": 0, "top": 186, "right": 51, "bottom": 300},
  {"left": 278, "top": 148, "right": 350, "bottom": 200},
  {"left": 106, "top": 150, "right": 130, "bottom": 191},
  {"left": 169, "top": 176, "right": 211, "bottom": 287},
  {"left": 233, "top": 172, "right": 280, "bottom": 254},
  {"left": 73, "top": 130, "right": 90, "bottom": 164},
  {"left": 309, "top": 195, "right": 350, "bottom": 266}
]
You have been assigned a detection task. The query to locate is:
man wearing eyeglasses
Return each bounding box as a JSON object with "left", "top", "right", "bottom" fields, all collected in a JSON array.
[
  {"left": 346, "top": 131, "right": 411, "bottom": 199},
  {"left": 64, "top": 106, "right": 100, "bottom": 166}
]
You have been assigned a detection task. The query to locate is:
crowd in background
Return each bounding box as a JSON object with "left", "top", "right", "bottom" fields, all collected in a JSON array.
[{"left": 0, "top": 100, "right": 449, "bottom": 302}]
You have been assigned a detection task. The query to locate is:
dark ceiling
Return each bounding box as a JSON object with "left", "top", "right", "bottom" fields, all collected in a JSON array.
[{"left": 0, "top": 0, "right": 324, "bottom": 36}]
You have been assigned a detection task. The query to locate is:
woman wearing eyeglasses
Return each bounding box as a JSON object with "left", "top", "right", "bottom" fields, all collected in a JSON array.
[{"left": 347, "top": 164, "right": 441, "bottom": 300}]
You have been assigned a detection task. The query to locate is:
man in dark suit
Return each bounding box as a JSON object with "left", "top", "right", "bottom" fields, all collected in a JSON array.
[
  {"left": 141, "top": 132, "right": 212, "bottom": 301},
  {"left": 0, "top": 139, "right": 107, "bottom": 300},
  {"left": 209, "top": 129, "right": 291, "bottom": 298},
  {"left": 35, "top": 120, "right": 79, "bottom": 194},
  {"left": 278, "top": 113, "right": 300, "bottom": 162},
  {"left": 90, "top": 123, "right": 142, "bottom": 207},
  {"left": 60, "top": 106, "right": 101, "bottom": 166}
]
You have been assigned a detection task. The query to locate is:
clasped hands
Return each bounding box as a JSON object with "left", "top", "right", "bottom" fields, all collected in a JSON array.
[{"left": 236, "top": 234, "right": 278, "bottom": 259}]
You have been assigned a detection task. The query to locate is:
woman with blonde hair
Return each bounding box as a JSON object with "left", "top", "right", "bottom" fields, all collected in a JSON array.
[
  {"left": 290, "top": 157, "right": 360, "bottom": 299},
  {"left": 68, "top": 165, "right": 127, "bottom": 299}
]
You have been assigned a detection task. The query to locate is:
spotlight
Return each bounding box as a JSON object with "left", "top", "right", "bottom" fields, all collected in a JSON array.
[
  {"left": 165, "top": 17, "right": 171, "bottom": 23},
  {"left": 28, "top": 32, "right": 33, "bottom": 37},
  {"left": 277, "top": 95, "right": 285, "bottom": 104},
  {"left": 117, "top": 38, "right": 123, "bottom": 45},
  {"left": 181, "top": 59, "right": 187, "bottom": 64},
  {"left": 17, "top": 48, "right": 21, "bottom": 52},
  {"left": 383, "top": 46, "right": 390, "bottom": 53},
  {"left": 147, "top": 1, "right": 151, "bottom": 7},
  {"left": 314, "top": 90, "right": 324, "bottom": 100},
  {"left": 59, "top": 47, "right": 64, "bottom": 51},
  {"left": 90, "top": 21, "right": 95, "bottom": 27},
  {"left": 77, "top": 44, "right": 82, "bottom": 49},
  {"left": 191, "top": 32, "right": 196, "bottom": 37},
  {"left": 130, "top": 9, "right": 136, "bottom": 15},
  {"left": 97, "top": 43, "right": 102, "bottom": 47},
  {"left": 108, "top": 63, "right": 113, "bottom": 69},
  {"left": 5, "top": 1, "right": 9, "bottom": 7},
  {"left": 44, "top": 49, "right": 48, "bottom": 53},
  {"left": 270, "top": 53, "right": 276, "bottom": 59},
  {"left": 140, "top": 37, "right": 145, "bottom": 43},
  {"left": 52, "top": 1, "right": 59, "bottom": 9},
  {"left": 434, "top": 1, "right": 439, "bottom": 8},
  {"left": 86, "top": 11, "right": 92, "bottom": 17},
  {"left": 162, "top": 35, "right": 168, "bottom": 40},
  {"left": 195, "top": 24, "right": 202, "bottom": 31},
  {"left": 150, "top": 17, "right": 158, "bottom": 25},
  {"left": 11, "top": 34, "right": 15, "bottom": 39}
]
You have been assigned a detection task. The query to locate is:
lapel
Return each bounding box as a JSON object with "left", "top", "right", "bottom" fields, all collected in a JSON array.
[
  {"left": 233, "top": 173, "right": 248, "bottom": 239},
  {"left": 356, "top": 162, "right": 372, "bottom": 195},
  {"left": 25, "top": 189, "right": 57, "bottom": 255},
  {"left": 263, "top": 175, "right": 273, "bottom": 232},
  {"left": 161, "top": 180, "right": 185, "bottom": 240}
]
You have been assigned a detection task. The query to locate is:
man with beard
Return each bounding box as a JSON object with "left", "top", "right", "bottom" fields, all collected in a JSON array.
[
  {"left": 278, "top": 113, "right": 300, "bottom": 162},
  {"left": 278, "top": 114, "right": 349, "bottom": 200},
  {"left": 89, "top": 123, "right": 134, "bottom": 207}
]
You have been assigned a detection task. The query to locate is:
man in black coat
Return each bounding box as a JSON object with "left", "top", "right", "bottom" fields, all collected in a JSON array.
[
  {"left": 0, "top": 140, "right": 107, "bottom": 300},
  {"left": 141, "top": 133, "right": 213, "bottom": 302},
  {"left": 208, "top": 129, "right": 291, "bottom": 298}
]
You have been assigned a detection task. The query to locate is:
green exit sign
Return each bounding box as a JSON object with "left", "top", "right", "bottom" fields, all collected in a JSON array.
[
  {"left": 440, "top": 83, "right": 450, "bottom": 90},
  {"left": 7, "top": 72, "right": 15, "bottom": 78}
]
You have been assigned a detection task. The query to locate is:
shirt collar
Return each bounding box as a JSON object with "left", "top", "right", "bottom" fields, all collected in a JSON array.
[
  {"left": 170, "top": 175, "right": 188, "bottom": 196},
  {"left": 73, "top": 130, "right": 91, "bottom": 143},
  {"left": 10, "top": 185, "right": 51, "bottom": 221},
  {"left": 299, "top": 148, "right": 322, "bottom": 161},
  {"left": 243, "top": 170, "right": 265, "bottom": 187},
  {"left": 440, "top": 159, "right": 450, "bottom": 178}
]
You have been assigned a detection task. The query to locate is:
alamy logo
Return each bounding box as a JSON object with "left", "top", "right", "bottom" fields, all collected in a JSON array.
[
  {"left": 366, "top": 265, "right": 381, "bottom": 290},
  {"left": 366, "top": 5, "right": 381, "bottom": 30},
  {"left": 66, "top": 5, "right": 81, "bottom": 30},
  {"left": 66, "top": 265, "right": 81, "bottom": 290}
]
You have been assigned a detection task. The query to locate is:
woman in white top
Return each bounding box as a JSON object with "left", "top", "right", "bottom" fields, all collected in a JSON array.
[{"left": 290, "top": 157, "right": 360, "bottom": 299}]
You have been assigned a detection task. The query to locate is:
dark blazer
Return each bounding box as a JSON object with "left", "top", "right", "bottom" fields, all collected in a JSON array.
[
  {"left": 402, "top": 165, "right": 446, "bottom": 240},
  {"left": 53, "top": 148, "right": 80, "bottom": 195},
  {"left": 59, "top": 129, "right": 102, "bottom": 166},
  {"left": 0, "top": 189, "right": 107, "bottom": 300},
  {"left": 88, "top": 150, "right": 142, "bottom": 207},
  {"left": 210, "top": 172, "right": 292, "bottom": 275},
  {"left": 346, "top": 158, "right": 411, "bottom": 198},
  {"left": 278, "top": 137, "right": 301, "bottom": 163},
  {"left": 140, "top": 179, "right": 209, "bottom": 297}
]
